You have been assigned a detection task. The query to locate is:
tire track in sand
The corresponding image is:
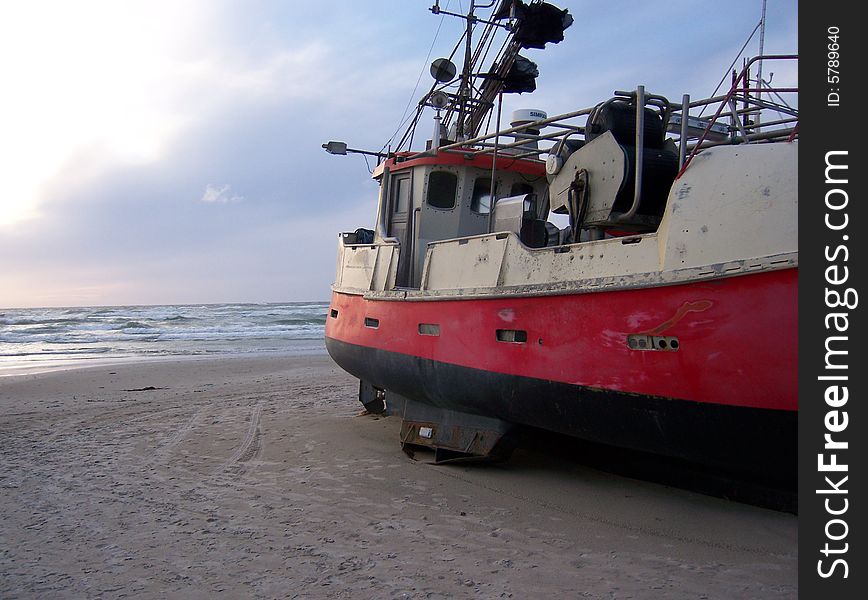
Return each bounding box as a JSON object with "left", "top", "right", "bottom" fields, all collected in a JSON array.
[
  {"left": 222, "top": 402, "right": 263, "bottom": 470},
  {"left": 150, "top": 407, "right": 206, "bottom": 461}
]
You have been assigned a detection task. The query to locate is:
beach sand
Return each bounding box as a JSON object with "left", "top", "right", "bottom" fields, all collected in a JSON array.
[{"left": 0, "top": 355, "right": 796, "bottom": 599}]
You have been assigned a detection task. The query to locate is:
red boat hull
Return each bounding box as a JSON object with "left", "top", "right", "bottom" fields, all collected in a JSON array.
[{"left": 325, "top": 268, "right": 797, "bottom": 475}]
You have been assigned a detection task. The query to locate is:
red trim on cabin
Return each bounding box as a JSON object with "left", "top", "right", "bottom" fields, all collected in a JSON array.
[
  {"left": 326, "top": 268, "right": 798, "bottom": 412},
  {"left": 372, "top": 151, "right": 546, "bottom": 179}
]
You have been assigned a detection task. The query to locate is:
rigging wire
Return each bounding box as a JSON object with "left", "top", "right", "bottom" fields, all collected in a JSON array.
[
  {"left": 462, "top": 17, "right": 502, "bottom": 133},
  {"left": 482, "top": 97, "right": 495, "bottom": 135},
  {"left": 757, "top": 77, "right": 795, "bottom": 124},
  {"left": 390, "top": 102, "right": 427, "bottom": 152},
  {"left": 698, "top": 19, "right": 762, "bottom": 117},
  {"left": 404, "top": 105, "right": 425, "bottom": 151},
  {"left": 389, "top": 0, "right": 518, "bottom": 151},
  {"left": 394, "top": 30, "right": 468, "bottom": 152},
  {"left": 379, "top": 0, "right": 453, "bottom": 153},
  {"left": 474, "top": 30, "right": 512, "bottom": 134},
  {"left": 477, "top": 18, "right": 501, "bottom": 68},
  {"left": 760, "top": 77, "right": 795, "bottom": 110}
]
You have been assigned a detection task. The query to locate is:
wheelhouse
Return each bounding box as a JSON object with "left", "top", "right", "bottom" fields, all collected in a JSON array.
[{"left": 370, "top": 151, "right": 548, "bottom": 288}]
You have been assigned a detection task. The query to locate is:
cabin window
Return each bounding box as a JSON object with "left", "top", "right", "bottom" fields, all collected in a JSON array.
[
  {"left": 471, "top": 177, "right": 497, "bottom": 214},
  {"left": 393, "top": 175, "right": 411, "bottom": 214},
  {"left": 510, "top": 182, "right": 534, "bottom": 197},
  {"left": 426, "top": 171, "right": 457, "bottom": 209}
]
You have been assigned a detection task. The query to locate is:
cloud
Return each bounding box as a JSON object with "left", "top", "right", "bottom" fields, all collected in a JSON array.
[
  {"left": 0, "top": 0, "right": 797, "bottom": 308},
  {"left": 200, "top": 184, "right": 245, "bottom": 204}
]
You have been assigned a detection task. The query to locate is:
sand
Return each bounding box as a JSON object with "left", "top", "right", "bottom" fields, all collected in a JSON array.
[{"left": 0, "top": 354, "right": 797, "bottom": 599}]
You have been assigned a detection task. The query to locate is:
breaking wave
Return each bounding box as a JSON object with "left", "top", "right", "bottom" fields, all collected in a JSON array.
[{"left": 0, "top": 302, "right": 329, "bottom": 363}]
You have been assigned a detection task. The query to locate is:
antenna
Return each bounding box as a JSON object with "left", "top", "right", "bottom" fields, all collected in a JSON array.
[
  {"left": 430, "top": 58, "right": 457, "bottom": 83},
  {"left": 755, "top": 0, "right": 768, "bottom": 130}
]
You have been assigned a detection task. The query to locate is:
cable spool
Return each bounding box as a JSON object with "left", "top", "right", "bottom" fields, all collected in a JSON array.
[{"left": 587, "top": 101, "right": 665, "bottom": 149}]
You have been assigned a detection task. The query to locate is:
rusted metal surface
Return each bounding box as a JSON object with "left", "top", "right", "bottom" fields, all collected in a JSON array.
[
  {"left": 639, "top": 300, "right": 713, "bottom": 336},
  {"left": 358, "top": 380, "right": 386, "bottom": 414},
  {"left": 397, "top": 397, "right": 516, "bottom": 463}
]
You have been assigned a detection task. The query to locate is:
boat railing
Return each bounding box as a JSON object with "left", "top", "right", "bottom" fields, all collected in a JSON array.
[
  {"left": 404, "top": 54, "right": 798, "bottom": 175},
  {"left": 677, "top": 54, "right": 798, "bottom": 176}
]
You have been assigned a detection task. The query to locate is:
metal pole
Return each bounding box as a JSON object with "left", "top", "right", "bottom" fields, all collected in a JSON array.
[
  {"left": 756, "top": 0, "right": 767, "bottom": 131},
  {"left": 432, "top": 110, "right": 442, "bottom": 152},
  {"left": 686, "top": 125, "right": 798, "bottom": 152},
  {"left": 487, "top": 92, "right": 503, "bottom": 233},
  {"left": 613, "top": 85, "right": 645, "bottom": 223},
  {"left": 729, "top": 99, "right": 752, "bottom": 141},
  {"left": 742, "top": 58, "right": 750, "bottom": 129},
  {"left": 730, "top": 70, "right": 737, "bottom": 142},
  {"left": 427, "top": 105, "right": 596, "bottom": 156},
  {"left": 457, "top": 0, "right": 474, "bottom": 141},
  {"left": 626, "top": 85, "right": 645, "bottom": 220},
  {"left": 679, "top": 55, "right": 797, "bottom": 175},
  {"left": 678, "top": 94, "right": 690, "bottom": 169}
]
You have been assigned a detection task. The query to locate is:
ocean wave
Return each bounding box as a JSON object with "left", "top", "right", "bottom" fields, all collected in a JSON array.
[
  {"left": 165, "top": 315, "right": 198, "bottom": 321},
  {"left": 0, "top": 302, "right": 328, "bottom": 360},
  {"left": 271, "top": 318, "right": 327, "bottom": 326},
  {"left": 113, "top": 320, "right": 152, "bottom": 330},
  {"left": 0, "top": 317, "right": 87, "bottom": 327},
  {"left": 0, "top": 347, "right": 113, "bottom": 358}
]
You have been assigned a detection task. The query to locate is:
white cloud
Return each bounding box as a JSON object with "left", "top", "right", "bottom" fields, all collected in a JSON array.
[
  {"left": 200, "top": 183, "right": 245, "bottom": 204},
  {"left": 0, "top": 0, "right": 424, "bottom": 230},
  {"left": 0, "top": 2, "right": 335, "bottom": 228},
  {"left": 0, "top": 0, "right": 798, "bottom": 307},
  {"left": 0, "top": 0, "right": 210, "bottom": 227}
]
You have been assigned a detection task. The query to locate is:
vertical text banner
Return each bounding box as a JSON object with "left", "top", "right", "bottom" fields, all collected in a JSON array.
[{"left": 800, "top": 1, "right": 865, "bottom": 597}]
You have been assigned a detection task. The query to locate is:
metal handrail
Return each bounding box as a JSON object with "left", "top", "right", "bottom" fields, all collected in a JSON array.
[
  {"left": 677, "top": 54, "right": 798, "bottom": 177},
  {"left": 388, "top": 55, "right": 797, "bottom": 172}
]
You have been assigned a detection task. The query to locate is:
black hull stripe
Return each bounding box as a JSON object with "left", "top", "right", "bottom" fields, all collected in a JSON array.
[{"left": 326, "top": 337, "right": 796, "bottom": 479}]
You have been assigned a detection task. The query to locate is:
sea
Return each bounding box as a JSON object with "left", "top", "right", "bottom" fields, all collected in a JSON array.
[{"left": 0, "top": 302, "right": 329, "bottom": 376}]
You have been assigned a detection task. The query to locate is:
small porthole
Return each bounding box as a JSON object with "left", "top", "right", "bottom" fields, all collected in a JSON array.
[
  {"left": 418, "top": 323, "right": 440, "bottom": 336},
  {"left": 364, "top": 317, "right": 380, "bottom": 329},
  {"left": 330, "top": 309, "right": 339, "bottom": 318},
  {"left": 496, "top": 329, "right": 528, "bottom": 343},
  {"left": 670, "top": 339, "right": 680, "bottom": 350}
]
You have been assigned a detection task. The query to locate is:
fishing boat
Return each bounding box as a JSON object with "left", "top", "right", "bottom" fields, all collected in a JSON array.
[{"left": 323, "top": 0, "right": 797, "bottom": 478}]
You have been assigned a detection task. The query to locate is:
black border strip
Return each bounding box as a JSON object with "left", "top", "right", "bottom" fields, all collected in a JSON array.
[{"left": 800, "top": 2, "right": 866, "bottom": 595}]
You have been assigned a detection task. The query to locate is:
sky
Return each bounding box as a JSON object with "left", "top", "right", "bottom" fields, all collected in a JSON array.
[{"left": 0, "top": 0, "right": 797, "bottom": 308}]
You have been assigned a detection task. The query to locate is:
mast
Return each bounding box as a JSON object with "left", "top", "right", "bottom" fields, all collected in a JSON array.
[
  {"left": 456, "top": 1, "right": 475, "bottom": 141},
  {"left": 755, "top": 0, "right": 767, "bottom": 130},
  {"left": 399, "top": 1, "right": 571, "bottom": 151},
  {"left": 465, "top": 36, "right": 522, "bottom": 138}
]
